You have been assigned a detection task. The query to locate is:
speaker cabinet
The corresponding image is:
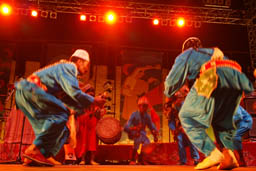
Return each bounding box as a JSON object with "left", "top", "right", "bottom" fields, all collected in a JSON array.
[
  {"left": 249, "top": 116, "right": 256, "bottom": 137},
  {"left": 243, "top": 98, "right": 256, "bottom": 115},
  {"left": 243, "top": 97, "right": 256, "bottom": 138}
]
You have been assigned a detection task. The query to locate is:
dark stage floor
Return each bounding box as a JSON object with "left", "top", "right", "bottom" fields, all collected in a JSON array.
[{"left": 0, "top": 165, "right": 256, "bottom": 171}]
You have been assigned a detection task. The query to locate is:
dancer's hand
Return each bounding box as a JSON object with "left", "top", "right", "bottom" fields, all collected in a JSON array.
[{"left": 93, "top": 96, "right": 106, "bottom": 107}]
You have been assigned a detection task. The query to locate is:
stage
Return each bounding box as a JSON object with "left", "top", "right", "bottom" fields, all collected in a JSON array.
[
  {"left": 1, "top": 142, "right": 256, "bottom": 166},
  {"left": 0, "top": 164, "right": 256, "bottom": 171},
  {"left": 1, "top": 108, "right": 256, "bottom": 165},
  {"left": 94, "top": 142, "right": 256, "bottom": 166},
  {"left": 1, "top": 108, "right": 256, "bottom": 166}
]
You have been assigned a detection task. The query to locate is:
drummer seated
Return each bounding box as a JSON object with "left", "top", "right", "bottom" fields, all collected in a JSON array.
[{"left": 124, "top": 96, "right": 158, "bottom": 165}]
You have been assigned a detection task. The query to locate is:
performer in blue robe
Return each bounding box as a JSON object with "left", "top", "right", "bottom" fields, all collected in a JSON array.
[
  {"left": 165, "top": 85, "right": 199, "bottom": 165},
  {"left": 15, "top": 49, "right": 105, "bottom": 166},
  {"left": 233, "top": 105, "right": 253, "bottom": 166},
  {"left": 124, "top": 96, "right": 158, "bottom": 165},
  {"left": 164, "top": 37, "right": 254, "bottom": 170},
  {"left": 215, "top": 105, "right": 253, "bottom": 167}
]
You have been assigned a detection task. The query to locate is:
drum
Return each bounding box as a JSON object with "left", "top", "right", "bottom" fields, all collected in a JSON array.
[{"left": 96, "top": 117, "right": 122, "bottom": 144}]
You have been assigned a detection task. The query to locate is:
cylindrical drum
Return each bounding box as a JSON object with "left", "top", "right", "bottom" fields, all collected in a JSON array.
[{"left": 96, "top": 117, "right": 122, "bottom": 144}]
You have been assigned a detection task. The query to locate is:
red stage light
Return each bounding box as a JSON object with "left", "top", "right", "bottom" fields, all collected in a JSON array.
[
  {"left": 106, "top": 11, "right": 116, "bottom": 24},
  {"left": 153, "top": 18, "right": 159, "bottom": 25},
  {"left": 1, "top": 4, "right": 12, "bottom": 16},
  {"left": 177, "top": 17, "right": 185, "bottom": 27},
  {"left": 31, "top": 10, "right": 38, "bottom": 17},
  {"left": 80, "top": 14, "right": 86, "bottom": 21}
]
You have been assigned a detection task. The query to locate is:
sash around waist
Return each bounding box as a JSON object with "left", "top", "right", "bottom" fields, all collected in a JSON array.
[{"left": 27, "top": 74, "right": 48, "bottom": 91}]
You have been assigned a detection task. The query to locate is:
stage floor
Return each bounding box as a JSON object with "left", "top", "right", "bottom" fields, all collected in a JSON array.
[{"left": 0, "top": 165, "right": 256, "bottom": 171}]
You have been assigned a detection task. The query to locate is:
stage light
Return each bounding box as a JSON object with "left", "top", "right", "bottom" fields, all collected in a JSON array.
[
  {"left": 118, "top": 16, "right": 124, "bottom": 23},
  {"left": 98, "top": 15, "right": 105, "bottom": 22},
  {"left": 194, "top": 21, "right": 202, "bottom": 28},
  {"left": 161, "top": 19, "right": 168, "bottom": 26},
  {"left": 153, "top": 18, "right": 159, "bottom": 25},
  {"left": 21, "top": 9, "right": 28, "bottom": 16},
  {"left": 89, "top": 15, "right": 97, "bottom": 22},
  {"left": 31, "top": 10, "right": 38, "bottom": 17},
  {"left": 187, "top": 20, "right": 193, "bottom": 27},
  {"left": 177, "top": 17, "right": 185, "bottom": 27},
  {"left": 169, "top": 19, "right": 176, "bottom": 27},
  {"left": 1, "top": 4, "right": 12, "bottom": 16},
  {"left": 41, "top": 11, "right": 48, "bottom": 18},
  {"left": 80, "top": 14, "right": 86, "bottom": 21},
  {"left": 105, "top": 11, "right": 117, "bottom": 24},
  {"left": 125, "top": 16, "right": 132, "bottom": 23},
  {"left": 49, "top": 12, "right": 57, "bottom": 19},
  {"left": 13, "top": 8, "right": 19, "bottom": 15}
]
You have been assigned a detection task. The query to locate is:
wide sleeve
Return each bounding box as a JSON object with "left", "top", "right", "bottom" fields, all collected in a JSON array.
[
  {"left": 124, "top": 112, "right": 135, "bottom": 133},
  {"left": 146, "top": 114, "right": 157, "bottom": 132},
  {"left": 235, "top": 105, "right": 253, "bottom": 129},
  {"left": 164, "top": 50, "right": 192, "bottom": 98},
  {"left": 150, "top": 108, "right": 160, "bottom": 130},
  {"left": 57, "top": 64, "right": 94, "bottom": 108}
]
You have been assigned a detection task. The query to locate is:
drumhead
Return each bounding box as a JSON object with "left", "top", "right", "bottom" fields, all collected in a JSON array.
[{"left": 96, "top": 117, "right": 122, "bottom": 144}]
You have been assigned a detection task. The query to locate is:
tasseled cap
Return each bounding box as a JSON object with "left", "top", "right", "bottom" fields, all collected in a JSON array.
[{"left": 138, "top": 96, "right": 149, "bottom": 105}]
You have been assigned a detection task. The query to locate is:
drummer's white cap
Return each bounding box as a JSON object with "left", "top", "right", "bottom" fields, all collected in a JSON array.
[{"left": 71, "top": 49, "right": 90, "bottom": 62}]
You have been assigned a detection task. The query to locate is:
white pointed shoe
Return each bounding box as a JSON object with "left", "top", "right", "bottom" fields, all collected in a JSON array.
[
  {"left": 217, "top": 149, "right": 239, "bottom": 170},
  {"left": 195, "top": 148, "right": 224, "bottom": 170}
]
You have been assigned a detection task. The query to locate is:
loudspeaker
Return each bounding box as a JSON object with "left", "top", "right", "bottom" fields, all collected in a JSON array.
[
  {"left": 243, "top": 97, "right": 256, "bottom": 138},
  {"left": 249, "top": 116, "right": 256, "bottom": 137},
  {"left": 243, "top": 97, "right": 256, "bottom": 115}
]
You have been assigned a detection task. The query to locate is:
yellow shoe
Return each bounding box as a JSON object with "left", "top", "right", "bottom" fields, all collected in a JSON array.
[
  {"left": 23, "top": 157, "right": 32, "bottom": 166},
  {"left": 217, "top": 149, "right": 239, "bottom": 170},
  {"left": 195, "top": 148, "right": 224, "bottom": 170},
  {"left": 79, "top": 160, "right": 85, "bottom": 165},
  {"left": 47, "top": 157, "right": 62, "bottom": 165},
  {"left": 90, "top": 160, "right": 99, "bottom": 165},
  {"left": 24, "top": 144, "right": 37, "bottom": 155}
]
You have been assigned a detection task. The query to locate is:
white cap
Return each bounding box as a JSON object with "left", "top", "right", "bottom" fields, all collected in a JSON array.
[{"left": 71, "top": 49, "right": 90, "bottom": 62}]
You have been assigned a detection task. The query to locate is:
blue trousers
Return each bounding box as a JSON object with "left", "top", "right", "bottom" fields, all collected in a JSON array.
[
  {"left": 134, "top": 133, "right": 150, "bottom": 150},
  {"left": 15, "top": 80, "right": 70, "bottom": 157},
  {"left": 177, "top": 132, "right": 199, "bottom": 164},
  {"left": 233, "top": 126, "right": 250, "bottom": 150},
  {"left": 179, "top": 87, "right": 242, "bottom": 156}
]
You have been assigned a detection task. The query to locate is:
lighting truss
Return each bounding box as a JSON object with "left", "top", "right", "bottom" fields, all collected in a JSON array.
[
  {"left": 24, "top": 0, "right": 250, "bottom": 25},
  {"left": 243, "top": 0, "right": 256, "bottom": 68},
  {"left": 14, "top": 0, "right": 256, "bottom": 69}
]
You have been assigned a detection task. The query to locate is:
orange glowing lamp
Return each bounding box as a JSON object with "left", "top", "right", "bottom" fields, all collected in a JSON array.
[
  {"left": 31, "top": 10, "right": 38, "bottom": 17},
  {"left": 177, "top": 17, "right": 185, "bottom": 27},
  {"left": 106, "top": 11, "right": 116, "bottom": 24},
  {"left": 80, "top": 14, "right": 86, "bottom": 21},
  {"left": 1, "top": 4, "right": 12, "bottom": 16},
  {"left": 153, "top": 18, "right": 159, "bottom": 25}
]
